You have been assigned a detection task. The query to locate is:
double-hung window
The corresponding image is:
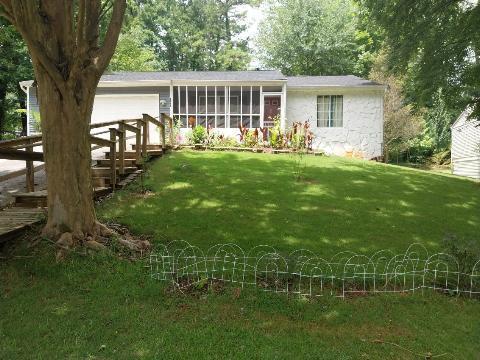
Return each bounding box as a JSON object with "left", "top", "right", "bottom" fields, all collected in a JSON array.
[{"left": 317, "top": 95, "right": 343, "bottom": 127}]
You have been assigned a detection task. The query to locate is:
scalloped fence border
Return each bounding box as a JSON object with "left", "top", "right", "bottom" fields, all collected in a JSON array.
[{"left": 147, "top": 241, "right": 480, "bottom": 299}]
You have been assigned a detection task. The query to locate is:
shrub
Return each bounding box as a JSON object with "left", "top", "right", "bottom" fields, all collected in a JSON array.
[
  {"left": 243, "top": 130, "right": 258, "bottom": 147},
  {"left": 269, "top": 115, "right": 283, "bottom": 148},
  {"left": 210, "top": 134, "right": 238, "bottom": 147},
  {"left": 188, "top": 126, "right": 207, "bottom": 145}
]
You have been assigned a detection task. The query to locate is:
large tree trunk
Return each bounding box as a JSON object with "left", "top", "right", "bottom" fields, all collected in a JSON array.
[
  {"left": 0, "top": 0, "right": 126, "bottom": 245},
  {"left": 35, "top": 70, "right": 98, "bottom": 241}
]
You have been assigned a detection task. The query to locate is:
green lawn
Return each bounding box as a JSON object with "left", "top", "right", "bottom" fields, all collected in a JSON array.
[
  {"left": 101, "top": 150, "right": 479, "bottom": 256},
  {"left": 1, "top": 150, "right": 480, "bottom": 359}
]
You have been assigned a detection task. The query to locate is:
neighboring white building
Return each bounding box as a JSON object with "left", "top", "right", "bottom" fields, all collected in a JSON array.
[
  {"left": 20, "top": 71, "right": 385, "bottom": 159},
  {"left": 451, "top": 109, "right": 480, "bottom": 180}
]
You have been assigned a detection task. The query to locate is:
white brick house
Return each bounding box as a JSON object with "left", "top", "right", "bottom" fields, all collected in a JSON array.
[{"left": 21, "top": 71, "right": 385, "bottom": 159}]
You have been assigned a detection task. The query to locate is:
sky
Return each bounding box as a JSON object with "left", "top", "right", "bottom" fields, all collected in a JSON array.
[{"left": 236, "top": 3, "right": 268, "bottom": 68}]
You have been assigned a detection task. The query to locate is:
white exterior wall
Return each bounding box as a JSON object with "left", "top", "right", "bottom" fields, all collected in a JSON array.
[
  {"left": 286, "top": 88, "right": 384, "bottom": 159},
  {"left": 451, "top": 111, "right": 480, "bottom": 180}
]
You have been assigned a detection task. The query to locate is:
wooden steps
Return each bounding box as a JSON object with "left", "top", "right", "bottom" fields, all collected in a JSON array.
[
  {"left": 0, "top": 207, "right": 46, "bottom": 243},
  {"left": 104, "top": 149, "right": 163, "bottom": 158},
  {"left": 94, "top": 158, "right": 137, "bottom": 167},
  {"left": 91, "top": 166, "right": 137, "bottom": 177},
  {"left": 14, "top": 190, "right": 48, "bottom": 208},
  {"left": 131, "top": 144, "right": 163, "bottom": 151}
]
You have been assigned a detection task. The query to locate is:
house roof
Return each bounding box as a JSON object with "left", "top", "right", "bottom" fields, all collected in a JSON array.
[
  {"left": 100, "top": 70, "right": 286, "bottom": 82},
  {"left": 21, "top": 72, "right": 385, "bottom": 89},
  {"left": 287, "top": 75, "right": 383, "bottom": 88}
]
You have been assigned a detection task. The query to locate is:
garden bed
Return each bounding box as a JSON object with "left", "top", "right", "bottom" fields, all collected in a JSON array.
[{"left": 179, "top": 144, "right": 325, "bottom": 156}]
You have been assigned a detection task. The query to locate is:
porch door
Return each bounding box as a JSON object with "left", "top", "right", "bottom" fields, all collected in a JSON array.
[{"left": 263, "top": 95, "right": 281, "bottom": 127}]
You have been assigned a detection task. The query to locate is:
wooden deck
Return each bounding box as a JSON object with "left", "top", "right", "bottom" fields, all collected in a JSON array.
[
  {"left": 0, "top": 207, "right": 46, "bottom": 243},
  {"left": 0, "top": 113, "right": 175, "bottom": 244}
]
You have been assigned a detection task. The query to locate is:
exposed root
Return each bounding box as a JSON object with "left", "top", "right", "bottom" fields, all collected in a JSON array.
[{"left": 46, "top": 221, "right": 151, "bottom": 260}]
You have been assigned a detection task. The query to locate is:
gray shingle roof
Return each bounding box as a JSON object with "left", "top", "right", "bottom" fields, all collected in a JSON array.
[
  {"left": 97, "top": 71, "right": 384, "bottom": 88},
  {"left": 100, "top": 70, "right": 286, "bottom": 82},
  {"left": 287, "top": 75, "right": 383, "bottom": 88}
]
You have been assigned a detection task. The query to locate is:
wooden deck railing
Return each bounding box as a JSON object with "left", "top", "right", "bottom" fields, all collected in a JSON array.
[{"left": 0, "top": 113, "right": 175, "bottom": 193}]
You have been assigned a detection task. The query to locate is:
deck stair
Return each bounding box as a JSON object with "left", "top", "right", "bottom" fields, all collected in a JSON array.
[{"left": 0, "top": 113, "right": 176, "bottom": 240}]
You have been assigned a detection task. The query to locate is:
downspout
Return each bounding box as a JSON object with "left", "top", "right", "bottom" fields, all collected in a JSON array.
[
  {"left": 19, "top": 82, "right": 30, "bottom": 136},
  {"left": 280, "top": 82, "right": 287, "bottom": 131}
]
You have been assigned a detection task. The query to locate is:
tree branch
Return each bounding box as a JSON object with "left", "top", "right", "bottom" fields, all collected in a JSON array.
[
  {"left": 95, "top": 0, "right": 126, "bottom": 73},
  {"left": 99, "top": 1, "right": 114, "bottom": 21},
  {"left": 0, "top": 1, "right": 14, "bottom": 24}
]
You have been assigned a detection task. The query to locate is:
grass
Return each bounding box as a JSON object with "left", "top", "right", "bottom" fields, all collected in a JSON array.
[
  {"left": 100, "top": 150, "right": 479, "bottom": 256},
  {"left": 1, "top": 150, "right": 480, "bottom": 359}
]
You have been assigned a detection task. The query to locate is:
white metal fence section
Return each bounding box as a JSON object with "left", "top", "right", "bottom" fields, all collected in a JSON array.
[{"left": 148, "top": 241, "right": 480, "bottom": 299}]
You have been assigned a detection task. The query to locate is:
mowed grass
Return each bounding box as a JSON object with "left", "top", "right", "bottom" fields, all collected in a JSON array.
[
  {"left": 101, "top": 150, "right": 479, "bottom": 255},
  {"left": 1, "top": 150, "right": 480, "bottom": 359}
]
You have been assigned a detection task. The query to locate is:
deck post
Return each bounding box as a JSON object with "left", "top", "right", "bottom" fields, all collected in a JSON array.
[
  {"left": 160, "top": 114, "right": 166, "bottom": 148},
  {"left": 168, "top": 116, "right": 174, "bottom": 146},
  {"left": 109, "top": 128, "right": 117, "bottom": 190},
  {"left": 142, "top": 115, "right": 149, "bottom": 156},
  {"left": 25, "top": 138, "right": 34, "bottom": 192},
  {"left": 118, "top": 123, "right": 125, "bottom": 175},
  {"left": 135, "top": 120, "right": 142, "bottom": 164}
]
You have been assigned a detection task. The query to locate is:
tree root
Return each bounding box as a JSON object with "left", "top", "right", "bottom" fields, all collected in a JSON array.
[{"left": 49, "top": 222, "right": 151, "bottom": 261}]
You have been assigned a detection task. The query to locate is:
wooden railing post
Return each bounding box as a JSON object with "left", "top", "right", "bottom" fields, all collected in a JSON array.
[
  {"left": 109, "top": 128, "right": 117, "bottom": 190},
  {"left": 135, "top": 120, "right": 142, "bottom": 163},
  {"left": 25, "top": 138, "right": 34, "bottom": 192},
  {"left": 141, "top": 116, "right": 148, "bottom": 157},
  {"left": 168, "top": 116, "right": 174, "bottom": 146},
  {"left": 160, "top": 114, "right": 166, "bottom": 148},
  {"left": 142, "top": 114, "right": 150, "bottom": 145},
  {"left": 118, "top": 123, "right": 125, "bottom": 175}
]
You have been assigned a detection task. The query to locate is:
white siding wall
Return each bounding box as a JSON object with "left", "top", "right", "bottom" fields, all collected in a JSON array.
[
  {"left": 286, "top": 89, "right": 384, "bottom": 159},
  {"left": 451, "top": 114, "right": 480, "bottom": 180}
]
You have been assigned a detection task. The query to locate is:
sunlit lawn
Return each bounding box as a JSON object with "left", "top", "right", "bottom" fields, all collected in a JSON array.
[
  {"left": 101, "top": 150, "right": 479, "bottom": 256},
  {"left": 1, "top": 150, "right": 480, "bottom": 359}
]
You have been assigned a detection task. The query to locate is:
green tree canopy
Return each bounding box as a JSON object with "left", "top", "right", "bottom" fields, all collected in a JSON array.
[
  {"left": 109, "top": 24, "right": 162, "bottom": 72},
  {"left": 0, "top": 18, "right": 33, "bottom": 137},
  {"left": 138, "top": 0, "right": 252, "bottom": 71},
  {"left": 362, "top": 0, "right": 480, "bottom": 118},
  {"left": 257, "top": 0, "right": 373, "bottom": 76}
]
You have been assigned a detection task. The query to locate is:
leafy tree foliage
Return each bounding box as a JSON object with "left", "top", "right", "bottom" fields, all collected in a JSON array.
[
  {"left": 424, "top": 89, "right": 456, "bottom": 152},
  {"left": 362, "top": 0, "right": 480, "bottom": 118},
  {"left": 257, "top": 0, "right": 374, "bottom": 76},
  {"left": 369, "top": 53, "right": 422, "bottom": 162},
  {"left": 109, "top": 24, "right": 162, "bottom": 71},
  {"left": 0, "top": 18, "right": 33, "bottom": 138},
  {"left": 138, "top": 0, "right": 252, "bottom": 70}
]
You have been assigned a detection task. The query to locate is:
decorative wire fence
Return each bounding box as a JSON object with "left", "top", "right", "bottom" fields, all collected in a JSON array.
[{"left": 148, "top": 241, "right": 480, "bottom": 299}]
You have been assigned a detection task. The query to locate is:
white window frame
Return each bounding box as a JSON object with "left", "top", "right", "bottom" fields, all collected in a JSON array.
[{"left": 317, "top": 95, "right": 343, "bottom": 128}]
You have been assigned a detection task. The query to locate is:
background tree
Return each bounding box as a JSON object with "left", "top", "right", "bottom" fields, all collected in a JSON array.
[
  {"left": 139, "top": 0, "right": 252, "bottom": 71},
  {"left": 0, "top": 18, "right": 33, "bottom": 138},
  {"left": 369, "top": 53, "right": 422, "bottom": 162},
  {"left": 0, "top": 1, "right": 126, "bottom": 246},
  {"left": 257, "top": 0, "right": 372, "bottom": 76},
  {"left": 361, "top": 0, "right": 480, "bottom": 118},
  {"left": 109, "top": 24, "right": 163, "bottom": 72}
]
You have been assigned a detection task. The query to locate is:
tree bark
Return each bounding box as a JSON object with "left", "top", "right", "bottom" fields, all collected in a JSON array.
[{"left": 35, "top": 70, "right": 98, "bottom": 240}]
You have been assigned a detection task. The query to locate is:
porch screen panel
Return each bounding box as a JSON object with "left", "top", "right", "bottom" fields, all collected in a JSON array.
[
  {"left": 216, "top": 87, "right": 226, "bottom": 128},
  {"left": 252, "top": 87, "right": 260, "bottom": 114},
  {"left": 173, "top": 85, "right": 262, "bottom": 128}
]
